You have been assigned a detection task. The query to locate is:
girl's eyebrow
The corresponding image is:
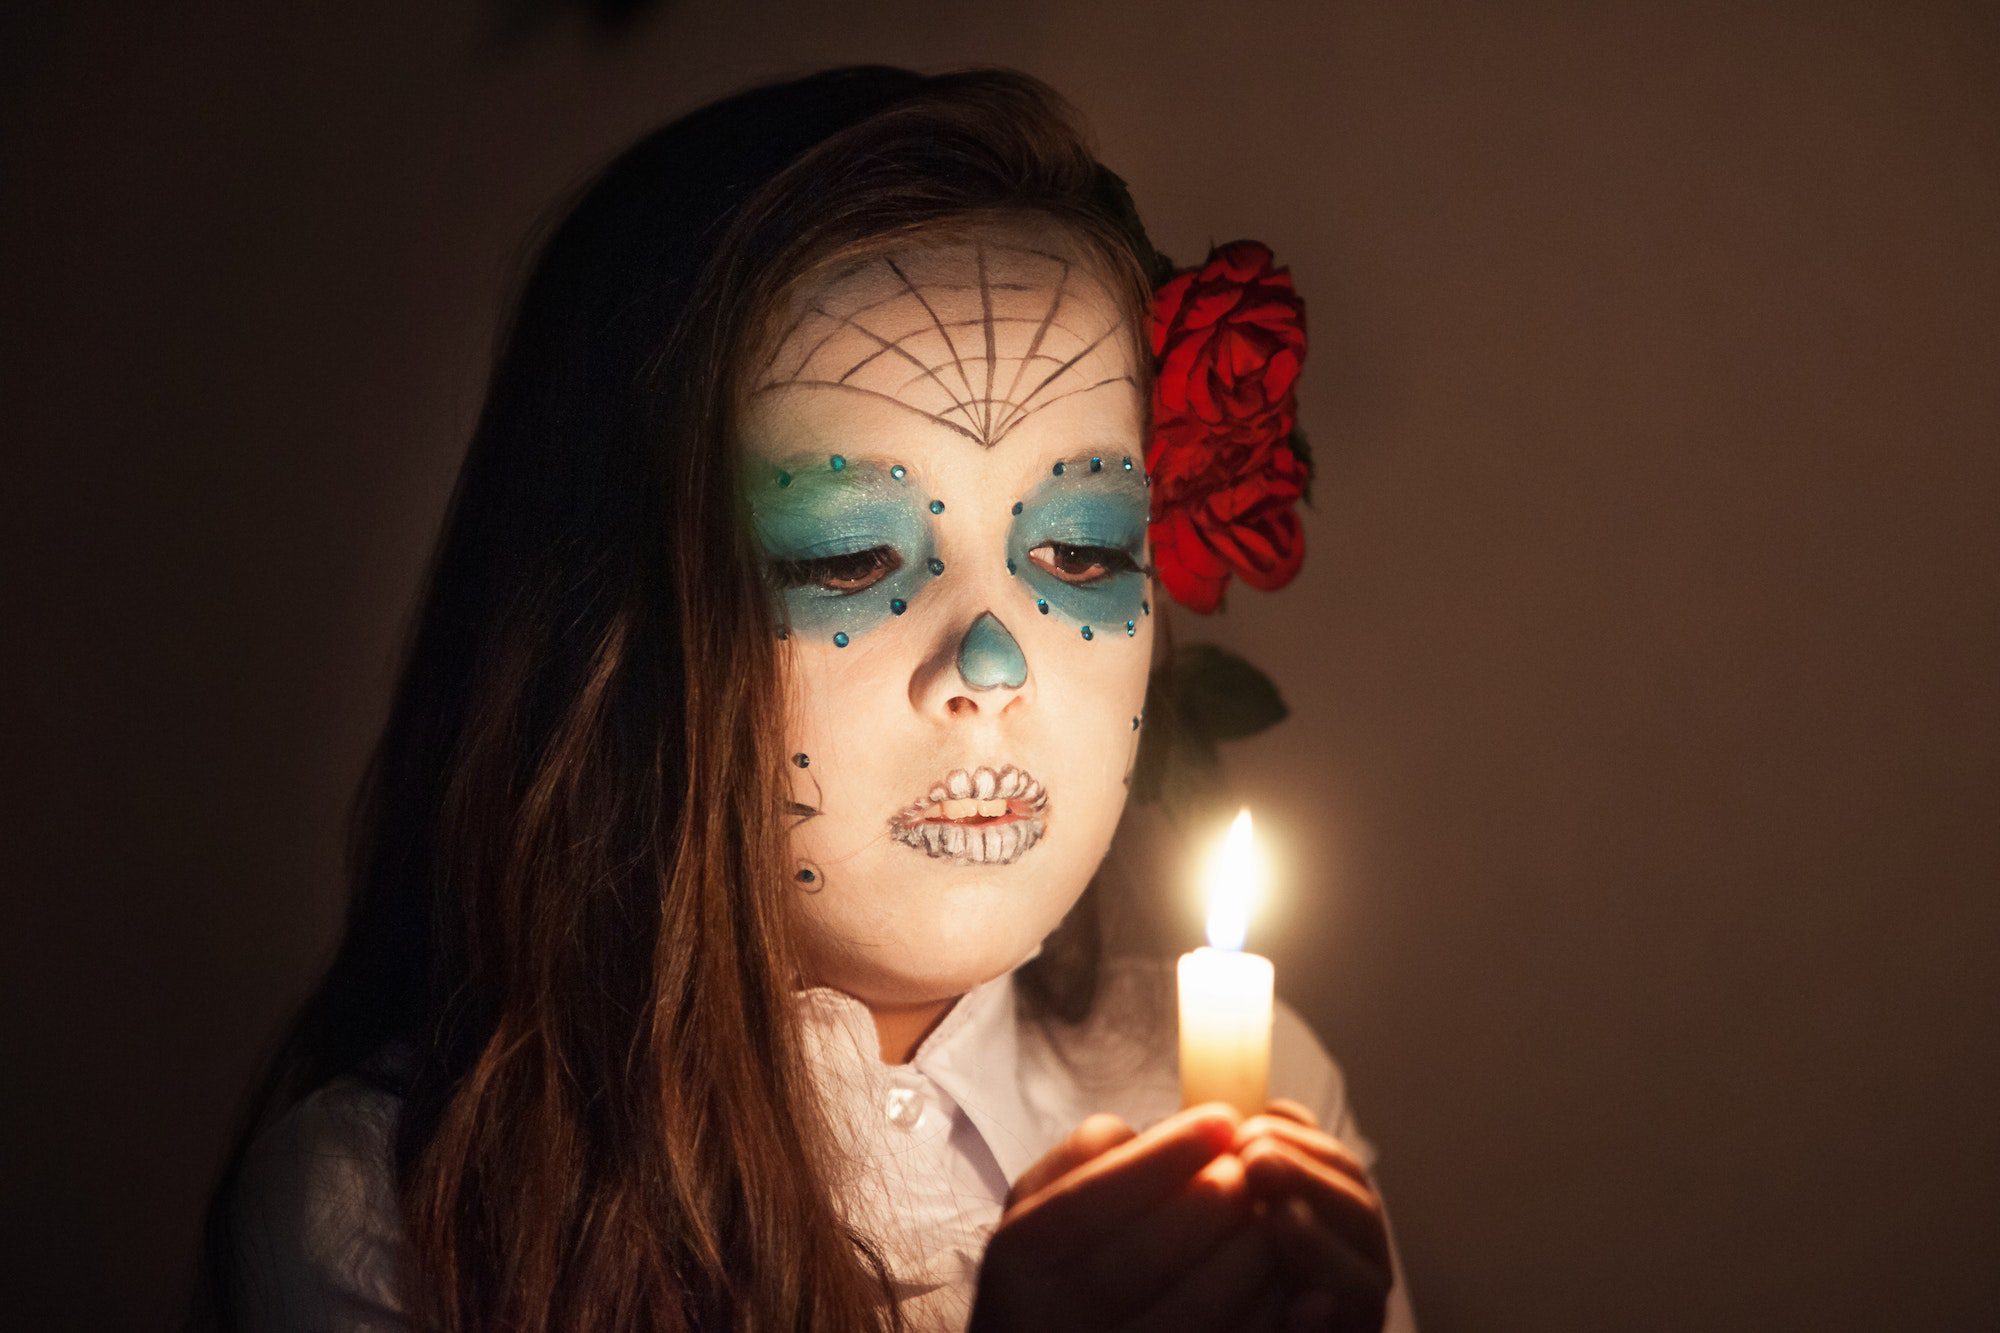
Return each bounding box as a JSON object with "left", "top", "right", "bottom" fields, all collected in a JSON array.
[
  {"left": 751, "top": 451, "right": 915, "bottom": 489},
  {"left": 1031, "top": 449, "right": 1149, "bottom": 483}
]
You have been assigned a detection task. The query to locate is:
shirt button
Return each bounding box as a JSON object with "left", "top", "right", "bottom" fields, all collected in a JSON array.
[{"left": 884, "top": 1085, "right": 923, "bottom": 1130}]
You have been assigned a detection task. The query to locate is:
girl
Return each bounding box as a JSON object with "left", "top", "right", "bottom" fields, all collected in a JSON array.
[{"left": 198, "top": 64, "right": 1416, "bottom": 1333}]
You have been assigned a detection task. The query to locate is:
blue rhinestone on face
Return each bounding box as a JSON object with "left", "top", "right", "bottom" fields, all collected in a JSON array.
[
  {"left": 1122, "top": 456, "right": 1134, "bottom": 471},
  {"left": 829, "top": 454, "right": 846, "bottom": 471},
  {"left": 793, "top": 752, "right": 810, "bottom": 768},
  {"left": 1036, "top": 598, "right": 1049, "bottom": 614},
  {"left": 890, "top": 597, "right": 907, "bottom": 615},
  {"left": 891, "top": 463, "right": 906, "bottom": 480},
  {"left": 797, "top": 867, "right": 816, "bottom": 883},
  {"left": 1011, "top": 501, "right": 1023, "bottom": 515},
  {"left": 1132, "top": 716, "right": 1141, "bottom": 730},
  {"left": 929, "top": 499, "right": 944, "bottom": 514},
  {"left": 832, "top": 631, "right": 849, "bottom": 647},
  {"left": 1090, "top": 456, "right": 1102, "bottom": 472},
  {"left": 1052, "top": 461, "right": 1065, "bottom": 476},
  {"left": 928, "top": 557, "right": 945, "bottom": 575},
  {"left": 776, "top": 470, "right": 792, "bottom": 487},
  {"left": 1006, "top": 558, "right": 1016, "bottom": 575},
  {"left": 1126, "top": 620, "right": 1136, "bottom": 636},
  {"left": 1142, "top": 599, "right": 1151, "bottom": 615},
  {"left": 1081, "top": 625, "right": 1094, "bottom": 640}
]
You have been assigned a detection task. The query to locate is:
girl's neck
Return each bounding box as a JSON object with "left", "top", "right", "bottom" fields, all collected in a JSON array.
[{"left": 868, "top": 993, "right": 959, "bottom": 1065}]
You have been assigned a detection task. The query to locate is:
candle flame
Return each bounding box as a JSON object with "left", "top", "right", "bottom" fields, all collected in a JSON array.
[{"left": 1203, "top": 808, "right": 1263, "bottom": 951}]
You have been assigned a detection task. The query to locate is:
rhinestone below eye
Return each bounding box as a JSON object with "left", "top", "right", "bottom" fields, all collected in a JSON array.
[
  {"left": 776, "top": 470, "right": 792, "bottom": 487},
  {"left": 890, "top": 598, "right": 907, "bottom": 615},
  {"left": 930, "top": 499, "right": 944, "bottom": 514},
  {"left": 890, "top": 463, "right": 906, "bottom": 480},
  {"left": 1036, "top": 598, "right": 1049, "bottom": 614},
  {"left": 928, "top": 557, "right": 945, "bottom": 575},
  {"left": 1126, "top": 620, "right": 1136, "bottom": 635},
  {"left": 1012, "top": 501, "right": 1023, "bottom": 514},
  {"left": 792, "top": 753, "right": 810, "bottom": 768},
  {"left": 1052, "top": 461, "right": 1065, "bottom": 476},
  {"left": 1089, "top": 456, "right": 1102, "bottom": 472},
  {"left": 833, "top": 631, "right": 849, "bottom": 647},
  {"left": 1081, "top": 625, "right": 1094, "bottom": 640},
  {"left": 829, "top": 454, "right": 846, "bottom": 470}
]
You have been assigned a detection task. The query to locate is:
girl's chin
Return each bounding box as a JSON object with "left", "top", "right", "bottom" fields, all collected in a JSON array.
[{"left": 801, "top": 915, "right": 1071, "bottom": 1003}]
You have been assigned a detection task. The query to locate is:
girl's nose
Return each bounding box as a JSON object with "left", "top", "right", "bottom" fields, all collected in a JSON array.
[{"left": 955, "top": 612, "right": 1028, "bottom": 691}]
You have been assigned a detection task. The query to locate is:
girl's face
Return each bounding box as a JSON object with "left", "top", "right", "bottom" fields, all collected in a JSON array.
[{"left": 734, "top": 228, "right": 1154, "bottom": 1010}]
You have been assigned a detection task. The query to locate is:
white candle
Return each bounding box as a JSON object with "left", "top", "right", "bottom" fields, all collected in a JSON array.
[{"left": 1178, "top": 808, "right": 1275, "bottom": 1114}]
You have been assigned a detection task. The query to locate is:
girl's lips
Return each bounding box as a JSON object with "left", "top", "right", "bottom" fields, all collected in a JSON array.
[{"left": 888, "top": 764, "right": 1048, "bottom": 864}]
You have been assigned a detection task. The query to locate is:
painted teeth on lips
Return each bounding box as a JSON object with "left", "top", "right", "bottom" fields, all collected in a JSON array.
[{"left": 889, "top": 764, "right": 1048, "bottom": 865}]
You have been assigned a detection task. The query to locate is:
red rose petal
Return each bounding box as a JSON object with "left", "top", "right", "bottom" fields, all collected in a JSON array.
[
  {"left": 1145, "top": 240, "right": 1311, "bottom": 611},
  {"left": 1150, "top": 271, "right": 1195, "bottom": 345},
  {"left": 1151, "top": 506, "right": 1231, "bottom": 613},
  {"left": 1182, "top": 286, "right": 1244, "bottom": 333}
]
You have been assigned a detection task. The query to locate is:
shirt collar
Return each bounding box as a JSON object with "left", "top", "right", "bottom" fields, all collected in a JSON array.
[{"left": 793, "top": 950, "right": 1048, "bottom": 1187}]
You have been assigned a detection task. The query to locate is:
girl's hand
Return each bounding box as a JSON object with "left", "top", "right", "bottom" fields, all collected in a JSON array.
[
  {"left": 968, "top": 1103, "right": 1286, "bottom": 1333},
  {"left": 1233, "top": 1099, "right": 1394, "bottom": 1333}
]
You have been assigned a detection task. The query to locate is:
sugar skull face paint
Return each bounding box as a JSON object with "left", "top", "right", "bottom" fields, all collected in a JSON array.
[
  {"left": 744, "top": 456, "right": 938, "bottom": 643},
  {"left": 1010, "top": 456, "right": 1150, "bottom": 633},
  {"left": 734, "top": 226, "right": 1155, "bottom": 1009}
]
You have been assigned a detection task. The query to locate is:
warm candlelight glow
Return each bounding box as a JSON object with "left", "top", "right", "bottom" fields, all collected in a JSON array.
[
  {"left": 1178, "top": 807, "right": 1275, "bottom": 1114},
  {"left": 1203, "top": 807, "right": 1265, "bottom": 950}
]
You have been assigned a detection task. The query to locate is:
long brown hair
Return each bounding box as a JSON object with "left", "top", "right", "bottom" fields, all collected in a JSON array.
[{"left": 195, "top": 66, "right": 1156, "bottom": 1332}]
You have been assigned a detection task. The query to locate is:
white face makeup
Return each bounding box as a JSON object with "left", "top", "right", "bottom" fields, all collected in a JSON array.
[{"left": 734, "top": 227, "right": 1155, "bottom": 1010}]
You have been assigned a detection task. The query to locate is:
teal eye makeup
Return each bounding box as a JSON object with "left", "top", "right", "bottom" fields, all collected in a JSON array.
[
  {"left": 1009, "top": 454, "right": 1150, "bottom": 633},
  {"left": 744, "top": 455, "right": 937, "bottom": 642}
]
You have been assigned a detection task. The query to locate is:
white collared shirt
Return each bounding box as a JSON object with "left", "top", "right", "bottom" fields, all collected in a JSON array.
[{"left": 230, "top": 958, "right": 1418, "bottom": 1331}]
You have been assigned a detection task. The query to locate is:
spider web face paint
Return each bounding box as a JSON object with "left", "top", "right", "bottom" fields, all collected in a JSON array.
[{"left": 751, "top": 241, "right": 1136, "bottom": 450}]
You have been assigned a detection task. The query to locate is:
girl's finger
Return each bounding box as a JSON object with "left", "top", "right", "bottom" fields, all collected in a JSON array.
[
  {"left": 1233, "top": 1114, "right": 1372, "bottom": 1190},
  {"left": 1076, "top": 1146, "right": 1254, "bottom": 1310},
  {"left": 1007, "top": 1113, "right": 1134, "bottom": 1209},
  {"left": 1239, "top": 1137, "right": 1392, "bottom": 1277},
  {"left": 1004, "top": 1103, "right": 1240, "bottom": 1247},
  {"left": 1283, "top": 1288, "right": 1338, "bottom": 1333},
  {"left": 1264, "top": 1195, "right": 1393, "bottom": 1317},
  {"left": 1114, "top": 1222, "right": 1280, "bottom": 1333},
  {"left": 1261, "top": 1098, "right": 1321, "bottom": 1129}
]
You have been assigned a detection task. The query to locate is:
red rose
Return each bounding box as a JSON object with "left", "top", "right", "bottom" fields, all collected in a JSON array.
[
  {"left": 1151, "top": 240, "right": 1306, "bottom": 435},
  {"left": 1146, "top": 241, "right": 1309, "bottom": 613}
]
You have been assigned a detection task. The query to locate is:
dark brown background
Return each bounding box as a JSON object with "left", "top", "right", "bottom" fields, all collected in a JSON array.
[{"left": 5, "top": 2, "right": 1995, "bottom": 1328}]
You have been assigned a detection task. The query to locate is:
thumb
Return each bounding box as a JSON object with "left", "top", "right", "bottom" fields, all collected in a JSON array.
[{"left": 1006, "top": 1113, "right": 1136, "bottom": 1211}]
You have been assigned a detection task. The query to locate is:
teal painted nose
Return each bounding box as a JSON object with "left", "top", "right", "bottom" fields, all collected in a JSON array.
[{"left": 956, "top": 612, "right": 1028, "bottom": 690}]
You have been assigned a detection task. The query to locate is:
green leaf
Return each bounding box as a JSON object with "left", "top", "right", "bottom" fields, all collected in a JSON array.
[
  {"left": 1132, "top": 644, "right": 1290, "bottom": 829},
  {"left": 1288, "top": 426, "right": 1315, "bottom": 506},
  {"left": 1173, "top": 644, "right": 1288, "bottom": 741}
]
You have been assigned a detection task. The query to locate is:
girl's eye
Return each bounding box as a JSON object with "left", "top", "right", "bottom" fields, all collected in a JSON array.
[
  {"left": 771, "top": 547, "right": 902, "bottom": 594},
  {"left": 1027, "top": 542, "right": 1139, "bottom": 586}
]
